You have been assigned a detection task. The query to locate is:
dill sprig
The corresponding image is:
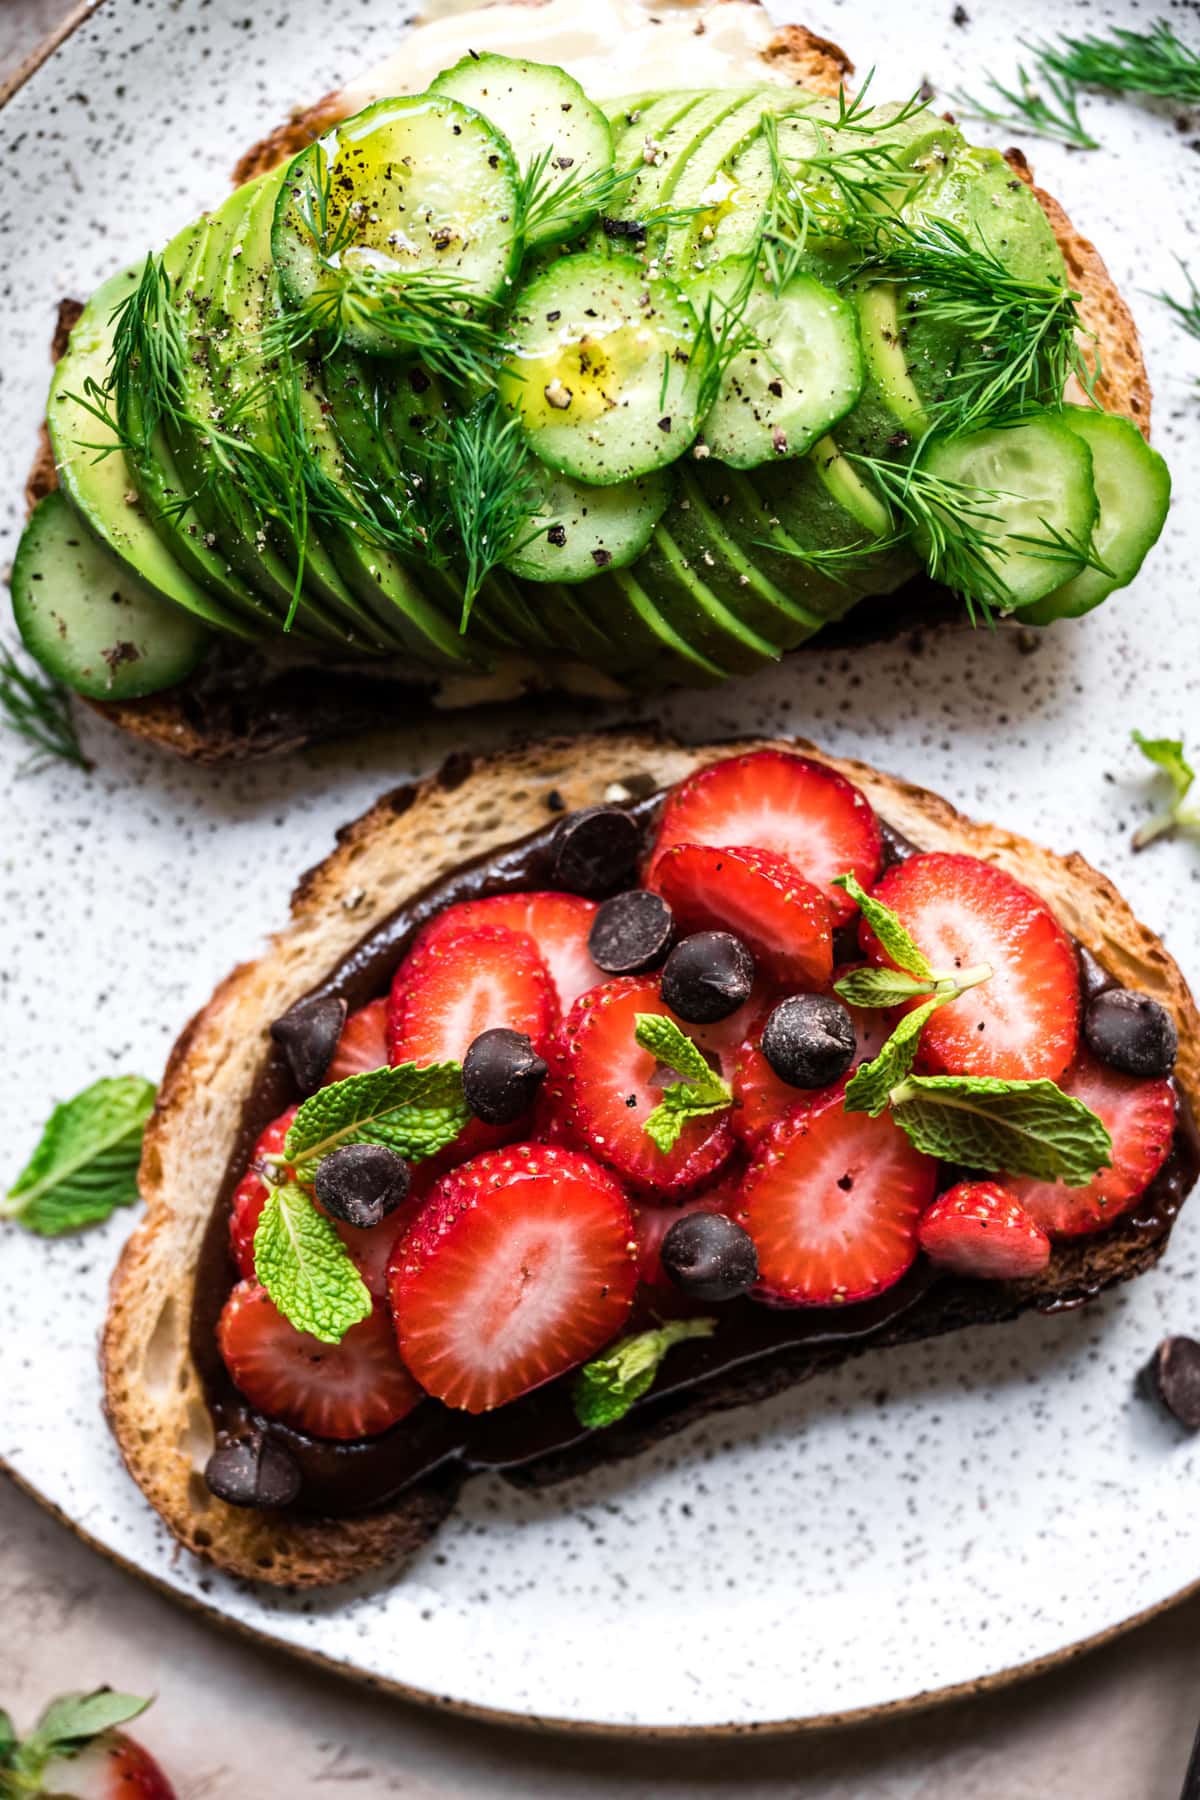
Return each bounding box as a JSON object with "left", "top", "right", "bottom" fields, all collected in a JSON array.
[
  {"left": 0, "top": 641, "right": 90, "bottom": 773},
  {"left": 950, "top": 63, "right": 1099, "bottom": 151},
  {"left": 1151, "top": 256, "right": 1200, "bottom": 356},
  {"left": 107, "top": 254, "right": 190, "bottom": 453},
  {"left": 1035, "top": 21, "right": 1200, "bottom": 105},
  {"left": 692, "top": 259, "right": 761, "bottom": 419},
  {"left": 424, "top": 398, "right": 542, "bottom": 627},
  {"left": 266, "top": 266, "right": 508, "bottom": 387},
  {"left": 752, "top": 531, "right": 906, "bottom": 585},
  {"left": 756, "top": 110, "right": 918, "bottom": 292},
  {"left": 515, "top": 149, "right": 636, "bottom": 244},
  {"left": 827, "top": 72, "right": 931, "bottom": 136}
]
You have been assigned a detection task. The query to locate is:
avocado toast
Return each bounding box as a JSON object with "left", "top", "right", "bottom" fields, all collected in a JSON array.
[{"left": 12, "top": 1, "right": 1167, "bottom": 761}]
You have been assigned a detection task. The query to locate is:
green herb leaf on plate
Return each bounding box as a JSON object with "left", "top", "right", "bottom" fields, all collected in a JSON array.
[
  {"left": 572, "top": 1317, "right": 717, "bottom": 1428},
  {"left": 253, "top": 1179, "right": 372, "bottom": 1344},
  {"left": 283, "top": 1060, "right": 469, "bottom": 1177},
  {"left": 3, "top": 1075, "right": 157, "bottom": 1236},
  {"left": 1132, "top": 729, "right": 1200, "bottom": 848},
  {"left": 888, "top": 1074, "right": 1112, "bottom": 1184}
]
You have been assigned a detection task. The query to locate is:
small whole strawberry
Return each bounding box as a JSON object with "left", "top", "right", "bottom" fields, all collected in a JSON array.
[
  {"left": 918, "top": 1181, "right": 1052, "bottom": 1279},
  {"left": 0, "top": 1690, "right": 175, "bottom": 1798}
]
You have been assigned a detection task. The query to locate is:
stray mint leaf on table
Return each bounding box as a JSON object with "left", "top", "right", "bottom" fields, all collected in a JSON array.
[
  {"left": 253, "top": 1179, "right": 371, "bottom": 1344},
  {"left": 3, "top": 1075, "right": 156, "bottom": 1236},
  {"left": 1132, "top": 730, "right": 1200, "bottom": 849},
  {"left": 634, "top": 1013, "right": 732, "bottom": 1153},
  {"left": 888, "top": 1075, "right": 1113, "bottom": 1184},
  {"left": 572, "top": 1317, "right": 717, "bottom": 1428},
  {"left": 283, "top": 1060, "right": 469, "bottom": 1176}
]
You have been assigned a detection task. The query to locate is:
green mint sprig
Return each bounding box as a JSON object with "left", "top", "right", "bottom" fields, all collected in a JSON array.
[
  {"left": 0, "top": 1689, "right": 151, "bottom": 1790},
  {"left": 572, "top": 1318, "right": 717, "bottom": 1428},
  {"left": 253, "top": 1179, "right": 371, "bottom": 1345},
  {"left": 635, "top": 1014, "right": 732, "bottom": 1154},
  {"left": 3, "top": 1075, "right": 157, "bottom": 1236},
  {"left": 890, "top": 1076, "right": 1112, "bottom": 1185},
  {"left": 1132, "top": 730, "right": 1200, "bottom": 849},
  {"left": 844, "top": 997, "right": 943, "bottom": 1116},
  {"left": 833, "top": 872, "right": 931, "bottom": 979},
  {"left": 282, "top": 1060, "right": 469, "bottom": 1177}
]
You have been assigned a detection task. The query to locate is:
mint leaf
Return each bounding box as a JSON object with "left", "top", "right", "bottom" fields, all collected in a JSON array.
[
  {"left": 834, "top": 966, "right": 934, "bottom": 1008},
  {"left": 844, "top": 997, "right": 942, "bottom": 1116},
  {"left": 833, "top": 872, "right": 931, "bottom": 980},
  {"left": 254, "top": 1180, "right": 372, "bottom": 1343},
  {"left": 572, "top": 1317, "right": 717, "bottom": 1428},
  {"left": 24, "top": 1689, "right": 151, "bottom": 1765},
  {"left": 635, "top": 1013, "right": 732, "bottom": 1154},
  {"left": 2, "top": 1076, "right": 157, "bottom": 1236},
  {"left": 889, "top": 1075, "right": 1113, "bottom": 1184},
  {"left": 283, "top": 1061, "right": 469, "bottom": 1176},
  {"left": 1132, "top": 730, "right": 1200, "bottom": 848}
]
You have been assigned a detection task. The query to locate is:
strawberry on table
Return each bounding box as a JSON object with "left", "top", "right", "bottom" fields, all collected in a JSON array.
[
  {"left": 918, "top": 1180, "right": 1052, "bottom": 1279},
  {"left": 7, "top": 1692, "right": 176, "bottom": 1799},
  {"left": 558, "top": 975, "right": 736, "bottom": 1195},
  {"left": 408, "top": 891, "right": 601, "bottom": 1011},
  {"left": 325, "top": 996, "right": 389, "bottom": 1082},
  {"left": 738, "top": 1084, "right": 937, "bottom": 1305},
  {"left": 388, "top": 1143, "right": 638, "bottom": 1413},
  {"left": 648, "top": 749, "right": 881, "bottom": 926},
  {"left": 649, "top": 843, "right": 833, "bottom": 988},
  {"left": 860, "top": 852, "right": 1080, "bottom": 1082},
  {"left": 218, "top": 1282, "right": 423, "bottom": 1439},
  {"left": 1009, "top": 1050, "right": 1175, "bottom": 1237}
]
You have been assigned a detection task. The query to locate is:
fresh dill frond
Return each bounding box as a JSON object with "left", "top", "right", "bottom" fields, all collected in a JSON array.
[
  {"left": 950, "top": 64, "right": 1099, "bottom": 151},
  {"left": 751, "top": 531, "right": 907, "bottom": 586},
  {"left": 692, "top": 260, "right": 761, "bottom": 420},
  {"left": 108, "top": 254, "right": 191, "bottom": 453},
  {"left": 0, "top": 641, "right": 90, "bottom": 773},
  {"left": 515, "top": 149, "right": 638, "bottom": 244},
  {"left": 756, "top": 110, "right": 918, "bottom": 291},
  {"left": 1035, "top": 20, "right": 1200, "bottom": 105},
  {"left": 266, "top": 266, "right": 508, "bottom": 388},
  {"left": 424, "top": 398, "right": 542, "bottom": 627},
  {"left": 1151, "top": 257, "right": 1200, "bottom": 365},
  {"left": 828, "top": 73, "right": 931, "bottom": 136}
]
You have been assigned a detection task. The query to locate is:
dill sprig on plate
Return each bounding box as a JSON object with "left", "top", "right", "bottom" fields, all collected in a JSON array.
[
  {"left": 422, "top": 397, "right": 542, "bottom": 628},
  {"left": 1035, "top": 20, "right": 1200, "bottom": 105},
  {"left": 1151, "top": 256, "right": 1200, "bottom": 354},
  {"left": 0, "top": 641, "right": 90, "bottom": 773},
  {"left": 950, "top": 63, "right": 1099, "bottom": 151},
  {"left": 752, "top": 530, "right": 907, "bottom": 586}
]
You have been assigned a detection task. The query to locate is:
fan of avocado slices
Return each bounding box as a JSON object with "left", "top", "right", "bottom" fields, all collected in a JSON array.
[{"left": 10, "top": 56, "right": 1171, "bottom": 702}]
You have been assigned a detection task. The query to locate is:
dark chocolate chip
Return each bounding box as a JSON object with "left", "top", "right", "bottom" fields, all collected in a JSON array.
[
  {"left": 660, "top": 931, "right": 754, "bottom": 1024},
  {"left": 661, "top": 1212, "right": 758, "bottom": 1302},
  {"left": 762, "top": 993, "right": 857, "bottom": 1089},
  {"left": 463, "top": 1028, "right": 548, "bottom": 1125},
  {"left": 270, "top": 994, "right": 347, "bottom": 1095},
  {"left": 1144, "top": 1336, "right": 1200, "bottom": 1430},
  {"left": 314, "top": 1142, "right": 411, "bottom": 1229},
  {"left": 551, "top": 805, "right": 641, "bottom": 897},
  {"left": 589, "top": 889, "right": 674, "bottom": 975},
  {"left": 204, "top": 1434, "right": 302, "bottom": 1509},
  {"left": 1085, "top": 988, "right": 1178, "bottom": 1079}
]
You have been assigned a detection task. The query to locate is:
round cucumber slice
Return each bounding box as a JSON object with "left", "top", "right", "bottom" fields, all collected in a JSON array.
[
  {"left": 272, "top": 95, "right": 520, "bottom": 357},
  {"left": 429, "top": 53, "right": 615, "bottom": 249},
  {"left": 916, "top": 415, "right": 1098, "bottom": 611},
  {"left": 499, "top": 251, "right": 702, "bottom": 485},
  {"left": 1018, "top": 407, "right": 1171, "bottom": 624},
  {"left": 688, "top": 258, "right": 864, "bottom": 468},
  {"left": 12, "top": 492, "right": 211, "bottom": 700},
  {"left": 502, "top": 467, "right": 670, "bottom": 582}
]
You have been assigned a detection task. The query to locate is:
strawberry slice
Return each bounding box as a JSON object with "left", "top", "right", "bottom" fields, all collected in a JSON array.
[
  {"left": 325, "top": 997, "right": 389, "bottom": 1083},
  {"left": 559, "top": 975, "right": 735, "bottom": 1196},
  {"left": 388, "top": 1143, "right": 638, "bottom": 1413},
  {"left": 1008, "top": 1050, "right": 1175, "bottom": 1237},
  {"left": 649, "top": 748, "right": 881, "bottom": 926},
  {"left": 410, "top": 892, "right": 601, "bottom": 1011},
  {"left": 389, "top": 922, "right": 558, "bottom": 1065},
  {"left": 738, "top": 1084, "right": 937, "bottom": 1305},
  {"left": 632, "top": 1169, "right": 744, "bottom": 1295},
  {"left": 731, "top": 976, "right": 888, "bottom": 1148},
  {"left": 217, "top": 1282, "right": 424, "bottom": 1439},
  {"left": 860, "top": 853, "right": 1080, "bottom": 1082},
  {"left": 649, "top": 843, "right": 833, "bottom": 988},
  {"left": 917, "top": 1180, "right": 1052, "bottom": 1278}
]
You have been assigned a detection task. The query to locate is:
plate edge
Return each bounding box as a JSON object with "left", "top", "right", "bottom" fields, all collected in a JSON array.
[{"left": 0, "top": 0, "right": 111, "bottom": 109}]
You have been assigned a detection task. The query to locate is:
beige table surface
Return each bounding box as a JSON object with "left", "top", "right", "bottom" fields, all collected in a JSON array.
[{"left": 4, "top": 4, "right": 1200, "bottom": 1794}]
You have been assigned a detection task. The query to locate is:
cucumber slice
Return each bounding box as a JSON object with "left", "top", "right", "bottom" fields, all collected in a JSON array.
[
  {"left": 916, "top": 415, "right": 1098, "bottom": 610},
  {"left": 273, "top": 95, "right": 520, "bottom": 356},
  {"left": 430, "top": 54, "right": 614, "bottom": 249},
  {"left": 12, "top": 492, "right": 211, "bottom": 700},
  {"left": 502, "top": 467, "right": 670, "bottom": 582},
  {"left": 499, "top": 251, "right": 702, "bottom": 484},
  {"left": 1019, "top": 407, "right": 1171, "bottom": 624},
  {"left": 689, "top": 258, "right": 863, "bottom": 468}
]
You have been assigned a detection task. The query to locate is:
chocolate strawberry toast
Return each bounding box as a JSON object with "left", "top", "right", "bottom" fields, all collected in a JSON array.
[{"left": 102, "top": 735, "right": 1200, "bottom": 1587}]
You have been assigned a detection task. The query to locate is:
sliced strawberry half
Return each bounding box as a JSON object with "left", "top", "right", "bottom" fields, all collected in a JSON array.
[
  {"left": 1008, "top": 1050, "right": 1175, "bottom": 1238},
  {"left": 731, "top": 978, "right": 888, "bottom": 1148},
  {"left": 389, "top": 922, "right": 558, "bottom": 1065},
  {"left": 559, "top": 975, "right": 735, "bottom": 1196},
  {"left": 218, "top": 1282, "right": 424, "bottom": 1440},
  {"left": 410, "top": 891, "right": 601, "bottom": 1011},
  {"left": 918, "top": 1180, "right": 1052, "bottom": 1279},
  {"left": 860, "top": 852, "right": 1080, "bottom": 1082},
  {"left": 648, "top": 748, "right": 881, "bottom": 926},
  {"left": 325, "top": 996, "right": 389, "bottom": 1083},
  {"left": 649, "top": 843, "right": 833, "bottom": 988},
  {"left": 738, "top": 1084, "right": 937, "bottom": 1305},
  {"left": 388, "top": 1143, "right": 638, "bottom": 1413},
  {"left": 632, "top": 1168, "right": 745, "bottom": 1295}
]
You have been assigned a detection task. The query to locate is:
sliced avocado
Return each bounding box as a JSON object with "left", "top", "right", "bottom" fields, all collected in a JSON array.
[
  {"left": 612, "top": 89, "right": 753, "bottom": 231},
  {"left": 634, "top": 518, "right": 783, "bottom": 675},
  {"left": 596, "top": 566, "right": 732, "bottom": 686},
  {"left": 670, "top": 465, "right": 826, "bottom": 645}
]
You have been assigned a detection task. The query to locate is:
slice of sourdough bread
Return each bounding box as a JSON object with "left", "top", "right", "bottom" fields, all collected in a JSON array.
[
  {"left": 20, "top": 0, "right": 1150, "bottom": 762},
  {"left": 102, "top": 730, "right": 1200, "bottom": 1587}
]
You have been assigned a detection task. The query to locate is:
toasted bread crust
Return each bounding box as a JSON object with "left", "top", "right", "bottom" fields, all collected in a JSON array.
[{"left": 102, "top": 731, "right": 1200, "bottom": 1587}]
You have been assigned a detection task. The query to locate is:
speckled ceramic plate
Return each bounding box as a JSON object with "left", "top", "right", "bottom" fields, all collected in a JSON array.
[{"left": 3, "top": 0, "right": 1200, "bottom": 1736}]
